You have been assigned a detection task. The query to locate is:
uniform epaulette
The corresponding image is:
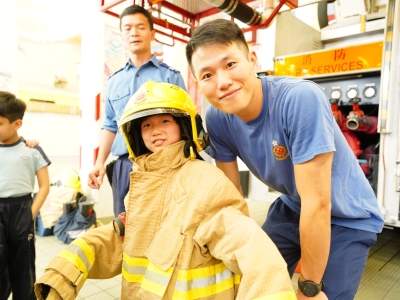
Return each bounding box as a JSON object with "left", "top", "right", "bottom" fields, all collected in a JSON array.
[
  {"left": 159, "top": 62, "right": 181, "bottom": 73},
  {"left": 109, "top": 65, "right": 126, "bottom": 79}
]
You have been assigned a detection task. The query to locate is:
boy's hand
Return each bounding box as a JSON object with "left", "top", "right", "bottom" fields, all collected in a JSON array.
[
  {"left": 31, "top": 207, "right": 40, "bottom": 220},
  {"left": 88, "top": 163, "right": 106, "bottom": 189},
  {"left": 20, "top": 136, "right": 39, "bottom": 147}
]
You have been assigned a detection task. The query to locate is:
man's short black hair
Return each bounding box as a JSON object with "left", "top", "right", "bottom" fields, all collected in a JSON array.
[
  {"left": 0, "top": 91, "right": 26, "bottom": 122},
  {"left": 119, "top": 5, "right": 154, "bottom": 30},
  {"left": 186, "top": 19, "right": 249, "bottom": 76}
]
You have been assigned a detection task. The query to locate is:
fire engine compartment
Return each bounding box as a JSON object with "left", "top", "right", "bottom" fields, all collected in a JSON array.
[
  {"left": 270, "top": 0, "right": 400, "bottom": 227},
  {"left": 311, "top": 72, "right": 381, "bottom": 195}
]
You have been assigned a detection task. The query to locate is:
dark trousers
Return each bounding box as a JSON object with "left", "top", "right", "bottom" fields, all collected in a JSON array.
[
  {"left": 0, "top": 195, "right": 36, "bottom": 300},
  {"left": 112, "top": 155, "right": 133, "bottom": 217},
  {"left": 262, "top": 197, "right": 377, "bottom": 300}
]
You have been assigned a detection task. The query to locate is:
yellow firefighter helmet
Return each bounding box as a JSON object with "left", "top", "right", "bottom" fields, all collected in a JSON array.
[
  {"left": 119, "top": 81, "right": 209, "bottom": 160},
  {"left": 52, "top": 168, "right": 82, "bottom": 191}
]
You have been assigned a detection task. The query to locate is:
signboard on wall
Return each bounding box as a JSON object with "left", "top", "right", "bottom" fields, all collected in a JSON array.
[
  {"left": 273, "top": 42, "right": 383, "bottom": 77},
  {"left": 103, "top": 25, "right": 127, "bottom": 98}
]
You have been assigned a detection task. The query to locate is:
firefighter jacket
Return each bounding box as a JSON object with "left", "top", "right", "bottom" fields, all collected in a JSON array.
[{"left": 35, "top": 141, "right": 296, "bottom": 300}]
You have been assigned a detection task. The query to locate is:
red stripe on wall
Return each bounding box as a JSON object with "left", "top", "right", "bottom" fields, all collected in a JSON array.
[
  {"left": 94, "top": 147, "right": 99, "bottom": 165},
  {"left": 95, "top": 94, "right": 100, "bottom": 121}
]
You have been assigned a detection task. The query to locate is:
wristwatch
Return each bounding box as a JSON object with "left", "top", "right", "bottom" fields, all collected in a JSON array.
[{"left": 298, "top": 278, "right": 324, "bottom": 297}]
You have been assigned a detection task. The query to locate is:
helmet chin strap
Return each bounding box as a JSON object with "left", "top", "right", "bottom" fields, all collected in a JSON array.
[
  {"left": 183, "top": 141, "right": 203, "bottom": 161},
  {"left": 183, "top": 141, "right": 195, "bottom": 160},
  {"left": 189, "top": 146, "right": 195, "bottom": 161}
]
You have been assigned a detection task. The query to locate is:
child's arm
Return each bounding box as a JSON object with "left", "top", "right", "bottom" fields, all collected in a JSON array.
[
  {"left": 32, "top": 166, "right": 50, "bottom": 220},
  {"left": 194, "top": 178, "right": 296, "bottom": 300},
  {"left": 35, "top": 223, "right": 123, "bottom": 300}
]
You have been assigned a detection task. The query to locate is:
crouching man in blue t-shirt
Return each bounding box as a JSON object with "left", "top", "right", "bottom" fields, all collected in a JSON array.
[{"left": 185, "top": 19, "right": 383, "bottom": 300}]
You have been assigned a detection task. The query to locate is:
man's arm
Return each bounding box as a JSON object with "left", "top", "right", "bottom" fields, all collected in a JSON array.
[
  {"left": 294, "top": 152, "right": 332, "bottom": 300},
  {"left": 88, "top": 129, "right": 116, "bottom": 189},
  {"left": 31, "top": 166, "right": 50, "bottom": 220},
  {"left": 215, "top": 159, "right": 243, "bottom": 196}
]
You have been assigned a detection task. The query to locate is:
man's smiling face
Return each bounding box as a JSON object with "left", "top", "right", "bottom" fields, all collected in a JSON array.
[{"left": 192, "top": 42, "right": 260, "bottom": 121}]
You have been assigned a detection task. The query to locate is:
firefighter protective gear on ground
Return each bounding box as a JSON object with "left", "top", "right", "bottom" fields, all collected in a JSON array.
[
  {"left": 51, "top": 169, "right": 82, "bottom": 192},
  {"left": 34, "top": 142, "right": 295, "bottom": 299},
  {"left": 119, "top": 81, "right": 209, "bottom": 160}
]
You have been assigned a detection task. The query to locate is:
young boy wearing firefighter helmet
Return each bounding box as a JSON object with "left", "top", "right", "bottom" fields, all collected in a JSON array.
[{"left": 34, "top": 81, "right": 295, "bottom": 300}]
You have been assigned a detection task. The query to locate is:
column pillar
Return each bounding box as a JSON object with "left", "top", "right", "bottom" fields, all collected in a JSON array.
[
  {"left": 79, "top": 1, "right": 103, "bottom": 201},
  {"left": 0, "top": 0, "right": 18, "bottom": 94}
]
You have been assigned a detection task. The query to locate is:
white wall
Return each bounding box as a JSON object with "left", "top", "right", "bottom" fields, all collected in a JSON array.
[
  {"left": 18, "top": 36, "right": 81, "bottom": 93},
  {"left": 18, "top": 112, "right": 80, "bottom": 159},
  {"left": 255, "top": 20, "right": 277, "bottom": 71},
  {"left": 0, "top": 0, "right": 18, "bottom": 94}
]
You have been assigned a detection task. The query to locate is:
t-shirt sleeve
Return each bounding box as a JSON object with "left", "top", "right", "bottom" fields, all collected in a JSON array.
[
  {"left": 282, "top": 81, "right": 336, "bottom": 164},
  {"left": 204, "top": 107, "right": 237, "bottom": 162},
  {"left": 32, "top": 145, "right": 51, "bottom": 171}
]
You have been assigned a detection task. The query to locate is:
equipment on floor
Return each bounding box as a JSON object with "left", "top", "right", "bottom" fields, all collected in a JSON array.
[
  {"left": 36, "top": 169, "right": 84, "bottom": 237},
  {"left": 54, "top": 195, "right": 98, "bottom": 244}
]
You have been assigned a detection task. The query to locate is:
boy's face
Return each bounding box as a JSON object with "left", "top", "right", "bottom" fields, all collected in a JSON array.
[
  {"left": 191, "top": 42, "right": 259, "bottom": 121},
  {"left": 141, "top": 114, "right": 182, "bottom": 153},
  {"left": 121, "top": 13, "right": 154, "bottom": 56},
  {"left": 0, "top": 116, "right": 21, "bottom": 144}
]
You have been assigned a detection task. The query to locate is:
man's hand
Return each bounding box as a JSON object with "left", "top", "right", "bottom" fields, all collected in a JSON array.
[
  {"left": 20, "top": 136, "right": 39, "bottom": 148},
  {"left": 296, "top": 289, "right": 328, "bottom": 300},
  {"left": 88, "top": 163, "right": 106, "bottom": 189}
]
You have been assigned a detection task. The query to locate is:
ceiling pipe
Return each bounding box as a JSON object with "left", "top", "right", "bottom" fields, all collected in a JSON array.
[{"left": 202, "top": 0, "right": 298, "bottom": 28}]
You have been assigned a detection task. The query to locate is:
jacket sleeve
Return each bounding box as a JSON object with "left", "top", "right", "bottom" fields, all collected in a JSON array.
[
  {"left": 194, "top": 179, "right": 296, "bottom": 300},
  {"left": 35, "top": 223, "right": 123, "bottom": 300}
]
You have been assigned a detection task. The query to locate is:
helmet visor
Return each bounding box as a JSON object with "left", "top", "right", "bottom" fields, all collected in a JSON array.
[{"left": 119, "top": 108, "right": 188, "bottom": 133}]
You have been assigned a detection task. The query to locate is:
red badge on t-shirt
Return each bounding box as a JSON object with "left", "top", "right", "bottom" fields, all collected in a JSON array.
[{"left": 272, "top": 140, "right": 289, "bottom": 161}]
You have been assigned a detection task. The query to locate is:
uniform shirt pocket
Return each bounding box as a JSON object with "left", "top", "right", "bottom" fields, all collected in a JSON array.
[{"left": 108, "top": 87, "right": 130, "bottom": 119}]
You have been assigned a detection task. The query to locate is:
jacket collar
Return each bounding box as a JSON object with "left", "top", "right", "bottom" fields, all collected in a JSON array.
[{"left": 135, "top": 141, "right": 190, "bottom": 173}]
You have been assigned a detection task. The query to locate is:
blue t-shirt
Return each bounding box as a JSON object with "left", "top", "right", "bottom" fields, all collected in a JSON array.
[
  {"left": 102, "top": 55, "right": 187, "bottom": 156},
  {"left": 0, "top": 139, "right": 51, "bottom": 198},
  {"left": 205, "top": 76, "right": 383, "bottom": 233}
]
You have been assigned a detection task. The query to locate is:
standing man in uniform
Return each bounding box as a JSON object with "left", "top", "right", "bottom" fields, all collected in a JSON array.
[
  {"left": 185, "top": 19, "right": 383, "bottom": 300},
  {"left": 88, "top": 5, "right": 186, "bottom": 217}
]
